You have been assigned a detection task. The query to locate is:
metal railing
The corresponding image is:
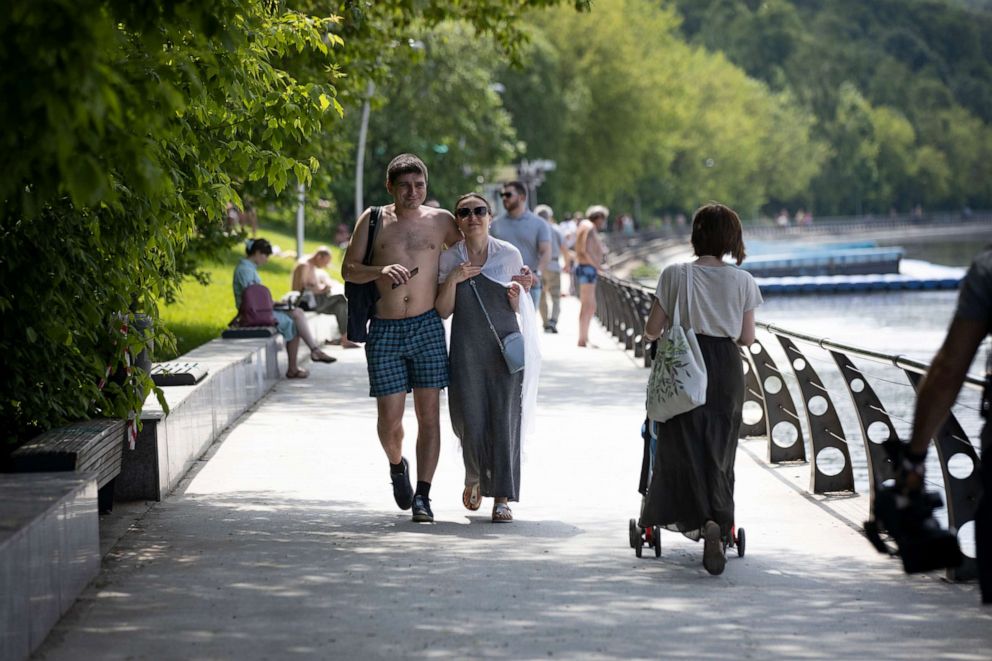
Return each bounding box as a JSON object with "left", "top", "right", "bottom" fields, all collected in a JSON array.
[
  {"left": 595, "top": 273, "right": 985, "bottom": 582},
  {"left": 601, "top": 211, "right": 992, "bottom": 263}
]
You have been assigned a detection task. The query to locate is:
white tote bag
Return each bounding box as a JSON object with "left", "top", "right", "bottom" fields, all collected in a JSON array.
[{"left": 646, "top": 263, "right": 708, "bottom": 422}]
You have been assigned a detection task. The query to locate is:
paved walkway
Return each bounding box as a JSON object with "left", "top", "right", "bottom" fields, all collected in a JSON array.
[{"left": 36, "top": 297, "right": 990, "bottom": 660}]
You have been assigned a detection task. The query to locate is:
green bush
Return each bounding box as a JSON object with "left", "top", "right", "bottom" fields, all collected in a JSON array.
[{"left": 0, "top": 1, "right": 339, "bottom": 448}]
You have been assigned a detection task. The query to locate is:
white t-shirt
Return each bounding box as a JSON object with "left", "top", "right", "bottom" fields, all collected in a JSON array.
[{"left": 654, "top": 262, "right": 762, "bottom": 340}]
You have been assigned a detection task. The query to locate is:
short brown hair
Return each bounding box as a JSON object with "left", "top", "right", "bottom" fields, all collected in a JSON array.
[
  {"left": 690, "top": 203, "right": 746, "bottom": 265},
  {"left": 502, "top": 181, "right": 527, "bottom": 197},
  {"left": 386, "top": 153, "right": 428, "bottom": 185}
]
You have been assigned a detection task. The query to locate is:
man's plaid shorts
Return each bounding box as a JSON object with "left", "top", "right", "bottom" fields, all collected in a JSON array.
[{"left": 365, "top": 309, "right": 448, "bottom": 397}]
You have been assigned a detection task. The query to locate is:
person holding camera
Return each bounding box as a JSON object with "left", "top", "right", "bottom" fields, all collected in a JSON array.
[{"left": 907, "top": 246, "right": 991, "bottom": 605}]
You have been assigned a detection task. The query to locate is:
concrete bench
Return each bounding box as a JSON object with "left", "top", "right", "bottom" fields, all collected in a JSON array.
[
  {"left": 117, "top": 335, "right": 281, "bottom": 501},
  {"left": 8, "top": 419, "right": 125, "bottom": 514},
  {"left": 0, "top": 473, "right": 99, "bottom": 661},
  {"left": 115, "top": 311, "right": 337, "bottom": 502}
]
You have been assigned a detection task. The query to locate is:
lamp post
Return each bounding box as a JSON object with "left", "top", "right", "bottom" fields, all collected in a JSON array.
[
  {"left": 354, "top": 81, "right": 375, "bottom": 220},
  {"left": 517, "top": 159, "right": 556, "bottom": 208},
  {"left": 296, "top": 183, "right": 305, "bottom": 260}
]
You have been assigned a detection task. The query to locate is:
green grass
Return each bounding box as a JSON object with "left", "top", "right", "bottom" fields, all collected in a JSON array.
[
  {"left": 158, "top": 224, "right": 344, "bottom": 360},
  {"left": 630, "top": 263, "right": 660, "bottom": 281}
]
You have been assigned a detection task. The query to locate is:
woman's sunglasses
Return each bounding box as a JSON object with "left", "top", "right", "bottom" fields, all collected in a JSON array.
[{"left": 456, "top": 206, "right": 489, "bottom": 219}]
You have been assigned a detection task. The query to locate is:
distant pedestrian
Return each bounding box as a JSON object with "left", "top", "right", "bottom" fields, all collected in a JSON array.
[
  {"left": 574, "top": 205, "right": 608, "bottom": 347},
  {"left": 534, "top": 204, "right": 564, "bottom": 333},
  {"left": 641, "top": 203, "right": 763, "bottom": 575},
  {"left": 436, "top": 193, "right": 541, "bottom": 522},
  {"left": 225, "top": 202, "right": 242, "bottom": 233},
  {"left": 559, "top": 213, "right": 579, "bottom": 296},
  {"left": 334, "top": 223, "right": 351, "bottom": 250},
  {"left": 242, "top": 198, "right": 259, "bottom": 236},
  {"left": 491, "top": 181, "right": 550, "bottom": 309},
  {"left": 342, "top": 153, "right": 461, "bottom": 523}
]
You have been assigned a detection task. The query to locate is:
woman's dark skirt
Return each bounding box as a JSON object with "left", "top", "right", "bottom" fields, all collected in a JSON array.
[{"left": 640, "top": 334, "right": 745, "bottom": 541}]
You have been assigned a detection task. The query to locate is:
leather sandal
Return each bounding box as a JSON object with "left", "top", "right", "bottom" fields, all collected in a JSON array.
[
  {"left": 492, "top": 502, "right": 513, "bottom": 522},
  {"left": 286, "top": 368, "right": 309, "bottom": 379},
  {"left": 462, "top": 484, "right": 481, "bottom": 511},
  {"left": 310, "top": 349, "right": 337, "bottom": 364}
]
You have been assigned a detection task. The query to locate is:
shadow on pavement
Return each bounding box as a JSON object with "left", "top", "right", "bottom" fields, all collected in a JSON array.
[{"left": 37, "top": 491, "right": 991, "bottom": 661}]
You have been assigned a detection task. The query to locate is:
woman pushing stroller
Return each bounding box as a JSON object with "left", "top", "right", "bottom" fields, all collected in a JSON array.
[{"left": 641, "top": 203, "right": 762, "bottom": 575}]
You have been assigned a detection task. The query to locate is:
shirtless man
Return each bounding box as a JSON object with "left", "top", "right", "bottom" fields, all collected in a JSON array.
[
  {"left": 343, "top": 154, "right": 461, "bottom": 523},
  {"left": 574, "top": 205, "right": 609, "bottom": 347}
]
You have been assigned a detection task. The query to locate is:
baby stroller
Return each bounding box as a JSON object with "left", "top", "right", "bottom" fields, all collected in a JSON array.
[{"left": 628, "top": 417, "right": 746, "bottom": 559}]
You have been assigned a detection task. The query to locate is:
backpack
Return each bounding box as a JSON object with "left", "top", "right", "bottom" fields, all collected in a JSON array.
[
  {"left": 344, "top": 206, "right": 382, "bottom": 342},
  {"left": 239, "top": 283, "right": 277, "bottom": 327}
]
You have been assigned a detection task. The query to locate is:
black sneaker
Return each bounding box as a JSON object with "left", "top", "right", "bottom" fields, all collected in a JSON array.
[
  {"left": 549, "top": 323, "right": 558, "bottom": 334},
  {"left": 412, "top": 494, "right": 434, "bottom": 522},
  {"left": 390, "top": 458, "right": 414, "bottom": 510}
]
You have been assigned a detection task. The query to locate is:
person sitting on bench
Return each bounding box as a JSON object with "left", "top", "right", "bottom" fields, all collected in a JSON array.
[
  {"left": 291, "top": 246, "right": 359, "bottom": 348},
  {"left": 234, "top": 238, "right": 337, "bottom": 379}
]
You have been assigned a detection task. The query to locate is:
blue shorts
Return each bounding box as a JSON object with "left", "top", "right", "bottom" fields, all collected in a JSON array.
[
  {"left": 575, "top": 264, "right": 598, "bottom": 285},
  {"left": 273, "top": 310, "right": 297, "bottom": 342},
  {"left": 365, "top": 310, "right": 449, "bottom": 397}
]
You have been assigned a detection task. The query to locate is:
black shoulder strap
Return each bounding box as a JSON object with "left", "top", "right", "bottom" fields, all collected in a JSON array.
[{"left": 362, "top": 206, "right": 381, "bottom": 266}]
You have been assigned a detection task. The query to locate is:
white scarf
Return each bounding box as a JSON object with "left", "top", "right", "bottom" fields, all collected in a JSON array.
[{"left": 439, "top": 238, "right": 541, "bottom": 442}]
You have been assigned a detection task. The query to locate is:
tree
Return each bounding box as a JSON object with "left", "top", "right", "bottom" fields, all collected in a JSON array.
[
  {"left": 500, "top": 0, "right": 824, "bottom": 219},
  {"left": 667, "top": 0, "right": 992, "bottom": 214},
  {"left": 330, "top": 21, "right": 521, "bottom": 215},
  {"left": 0, "top": 0, "right": 592, "bottom": 448},
  {"left": 867, "top": 106, "right": 918, "bottom": 212},
  {"left": 1, "top": 0, "right": 341, "bottom": 447}
]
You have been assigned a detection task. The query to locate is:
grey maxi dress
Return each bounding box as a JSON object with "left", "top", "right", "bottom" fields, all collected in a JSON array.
[{"left": 448, "top": 276, "right": 523, "bottom": 501}]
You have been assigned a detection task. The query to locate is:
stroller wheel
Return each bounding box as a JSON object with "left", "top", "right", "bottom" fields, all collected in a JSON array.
[
  {"left": 628, "top": 519, "right": 639, "bottom": 549},
  {"left": 635, "top": 540, "right": 643, "bottom": 558},
  {"left": 736, "top": 527, "right": 746, "bottom": 558},
  {"left": 653, "top": 526, "right": 662, "bottom": 557}
]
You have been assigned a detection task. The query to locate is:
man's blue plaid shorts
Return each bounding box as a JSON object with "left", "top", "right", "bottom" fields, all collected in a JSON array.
[{"left": 365, "top": 309, "right": 449, "bottom": 397}]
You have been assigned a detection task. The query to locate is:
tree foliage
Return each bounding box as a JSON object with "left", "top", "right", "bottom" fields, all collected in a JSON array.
[
  {"left": 498, "top": 0, "right": 823, "bottom": 219},
  {"left": 0, "top": 0, "right": 341, "bottom": 447},
  {"left": 0, "top": 0, "right": 590, "bottom": 448},
  {"left": 329, "top": 21, "right": 522, "bottom": 213},
  {"left": 670, "top": 0, "right": 992, "bottom": 213}
]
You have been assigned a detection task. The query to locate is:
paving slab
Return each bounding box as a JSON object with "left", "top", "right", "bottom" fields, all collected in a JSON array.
[{"left": 34, "top": 295, "right": 991, "bottom": 660}]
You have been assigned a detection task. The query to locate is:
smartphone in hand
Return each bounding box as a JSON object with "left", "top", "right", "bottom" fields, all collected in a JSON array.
[{"left": 391, "top": 266, "right": 420, "bottom": 289}]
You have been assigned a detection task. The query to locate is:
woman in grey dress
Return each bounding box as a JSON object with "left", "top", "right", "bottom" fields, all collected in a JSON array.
[
  {"left": 436, "top": 193, "right": 528, "bottom": 522},
  {"left": 641, "top": 203, "right": 762, "bottom": 575}
]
